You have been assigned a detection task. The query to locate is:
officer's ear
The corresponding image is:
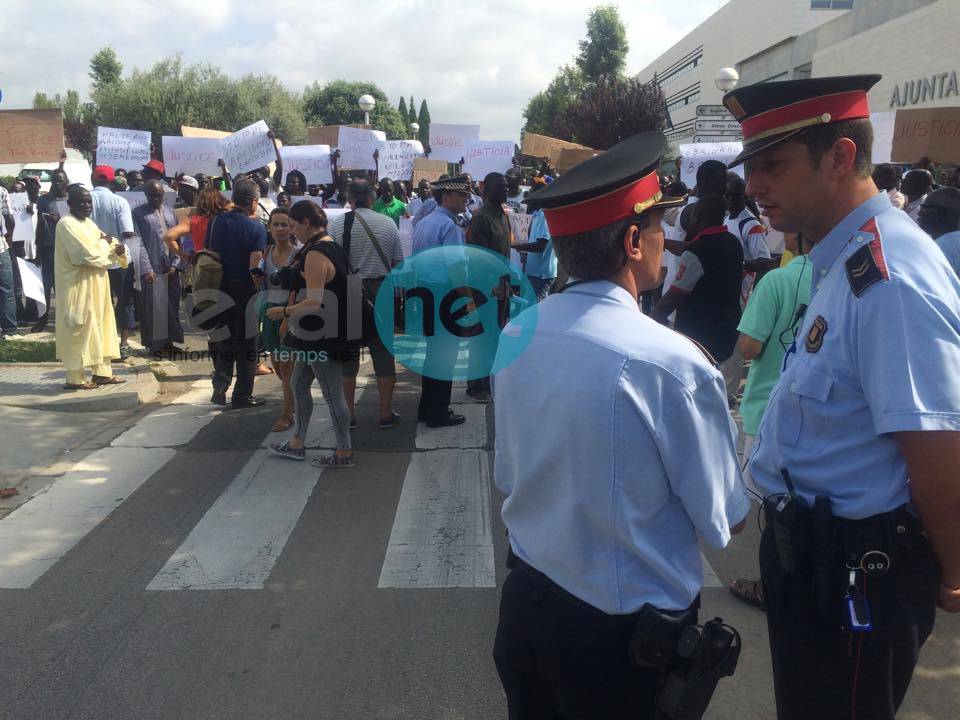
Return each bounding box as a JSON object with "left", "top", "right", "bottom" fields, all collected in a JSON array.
[{"left": 622, "top": 223, "right": 643, "bottom": 262}]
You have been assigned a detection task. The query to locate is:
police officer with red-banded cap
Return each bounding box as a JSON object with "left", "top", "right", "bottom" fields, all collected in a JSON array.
[
  {"left": 725, "top": 74, "right": 960, "bottom": 719},
  {"left": 492, "top": 131, "right": 749, "bottom": 718}
]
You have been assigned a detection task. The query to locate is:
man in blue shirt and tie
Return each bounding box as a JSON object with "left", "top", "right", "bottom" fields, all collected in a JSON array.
[
  {"left": 725, "top": 74, "right": 960, "bottom": 719},
  {"left": 492, "top": 132, "right": 749, "bottom": 719}
]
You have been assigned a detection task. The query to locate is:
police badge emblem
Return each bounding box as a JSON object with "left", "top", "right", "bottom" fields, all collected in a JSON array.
[{"left": 806, "top": 316, "right": 828, "bottom": 353}]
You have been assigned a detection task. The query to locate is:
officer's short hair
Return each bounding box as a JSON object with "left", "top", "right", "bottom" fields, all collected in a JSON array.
[
  {"left": 553, "top": 214, "right": 652, "bottom": 280},
  {"left": 797, "top": 119, "right": 873, "bottom": 178}
]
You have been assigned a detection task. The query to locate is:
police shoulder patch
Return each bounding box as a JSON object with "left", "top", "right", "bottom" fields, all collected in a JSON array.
[{"left": 845, "top": 243, "right": 887, "bottom": 297}]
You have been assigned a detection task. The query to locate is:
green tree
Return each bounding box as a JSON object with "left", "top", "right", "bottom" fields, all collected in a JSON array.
[
  {"left": 576, "top": 5, "right": 629, "bottom": 82},
  {"left": 397, "top": 96, "right": 408, "bottom": 120},
  {"left": 559, "top": 76, "right": 667, "bottom": 150},
  {"left": 302, "top": 80, "right": 407, "bottom": 139},
  {"left": 94, "top": 55, "right": 306, "bottom": 147},
  {"left": 408, "top": 96, "right": 417, "bottom": 126},
  {"left": 417, "top": 99, "right": 431, "bottom": 145},
  {"left": 89, "top": 47, "right": 123, "bottom": 91},
  {"left": 522, "top": 65, "right": 585, "bottom": 139}
]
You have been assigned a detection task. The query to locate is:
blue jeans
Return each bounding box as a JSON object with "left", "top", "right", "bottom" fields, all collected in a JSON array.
[{"left": 0, "top": 248, "right": 18, "bottom": 333}]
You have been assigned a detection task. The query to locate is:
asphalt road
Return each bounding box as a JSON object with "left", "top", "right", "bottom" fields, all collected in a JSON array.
[{"left": 1, "top": 368, "right": 957, "bottom": 719}]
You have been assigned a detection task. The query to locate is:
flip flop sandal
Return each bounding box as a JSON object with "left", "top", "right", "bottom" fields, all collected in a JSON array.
[
  {"left": 312, "top": 453, "right": 355, "bottom": 469},
  {"left": 256, "top": 365, "right": 275, "bottom": 376},
  {"left": 268, "top": 441, "right": 306, "bottom": 461},
  {"left": 378, "top": 411, "right": 401, "bottom": 430},
  {"left": 729, "top": 578, "right": 767, "bottom": 611},
  {"left": 63, "top": 382, "right": 96, "bottom": 390},
  {"left": 271, "top": 416, "right": 294, "bottom": 432},
  {"left": 92, "top": 375, "right": 126, "bottom": 386}
]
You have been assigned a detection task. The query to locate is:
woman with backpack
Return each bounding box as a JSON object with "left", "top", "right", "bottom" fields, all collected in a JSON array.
[{"left": 266, "top": 201, "right": 360, "bottom": 468}]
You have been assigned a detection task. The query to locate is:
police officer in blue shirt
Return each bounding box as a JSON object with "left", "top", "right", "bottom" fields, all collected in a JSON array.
[
  {"left": 492, "top": 132, "right": 749, "bottom": 719},
  {"left": 724, "top": 75, "right": 960, "bottom": 719}
]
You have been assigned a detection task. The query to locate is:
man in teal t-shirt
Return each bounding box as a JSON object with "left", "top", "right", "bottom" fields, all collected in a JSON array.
[
  {"left": 737, "top": 242, "right": 813, "bottom": 474},
  {"left": 729, "top": 238, "right": 811, "bottom": 611},
  {"left": 373, "top": 178, "right": 409, "bottom": 227}
]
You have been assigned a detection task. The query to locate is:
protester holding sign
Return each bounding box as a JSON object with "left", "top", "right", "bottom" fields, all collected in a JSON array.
[{"left": 372, "top": 178, "right": 409, "bottom": 227}]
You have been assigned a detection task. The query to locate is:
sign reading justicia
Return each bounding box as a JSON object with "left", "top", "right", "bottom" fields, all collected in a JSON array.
[{"left": 889, "top": 70, "right": 959, "bottom": 108}]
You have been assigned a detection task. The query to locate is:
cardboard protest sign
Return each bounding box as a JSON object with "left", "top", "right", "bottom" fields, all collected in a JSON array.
[
  {"left": 279, "top": 145, "right": 333, "bottom": 185},
  {"left": 0, "top": 109, "right": 64, "bottom": 162},
  {"left": 521, "top": 132, "right": 589, "bottom": 160},
  {"left": 337, "top": 126, "right": 386, "bottom": 171},
  {"left": 221, "top": 120, "right": 275, "bottom": 175},
  {"left": 556, "top": 148, "right": 599, "bottom": 174},
  {"left": 379, "top": 140, "right": 424, "bottom": 181},
  {"left": 96, "top": 126, "right": 151, "bottom": 171},
  {"left": 428, "top": 123, "right": 481, "bottom": 163},
  {"left": 162, "top": 136, "right": 222, "bottom": 177},
  {"left": 678, "top": 142, "right": 744, "bottom": 188},
  {"left": 307, "top": 125, "right": 343, "bottom": 148},
  {"left": 411, "top": 158, "right": 448, "bottom": 185},
  {"left": 116, "top": 190, "right": 177, "bottom": 212},
  {"left": 181, "top": 125, "right": 230, "bottom": 139},
  {"left": 462, "top": 141, "right": 515, "bottom": 178},
  {"left": 891, "top": 107, "right": 960, "bottom": 164}
]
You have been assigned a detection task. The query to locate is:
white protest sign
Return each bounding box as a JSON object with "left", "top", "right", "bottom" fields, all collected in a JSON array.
[
  {"left": 162, "top": 136, "right": 222, "bottom": 177},
  {"left": 508, "top": 211, "right": 532, "bottom": 245},
  {"left": 96, "top": 126, "right": 151, "bottom": 171},
  {"left": 678, "top": 142, "right": 744, "bottom": 188},
  {"left": 379, "top": 140, "right": 424, "bottom": 181},
  {"left": 16, "top": 257, "right": 46, "bottom": 315},
  {"left": 280, "top": 145, "right": 333, "bottom": 185},
  {"left": 871, "top": 111, "right": 896, "bottom": 165},
  {"left": 462, "top": 141, "right": 515, "bottom": 179},
  {"left": 286, "top": 194, "right": 325, "bottom": 208},
  {"left": 399, "top": 216, "right": 414, "bottom": 258},
  {"left": 337, "top": 126, "right": 386, "bottom": 171},
  {"left": 8, "top": 193, "right": 37, "bottom": 251},
  {"left": 428, "top": 123, "right": 481, "bottom": 163},
  {"left": 116, "top": 191, "right": 177, "bottom": 212},
  {"left": 221, "top": 120, "right": 274, "bottom": 175}
]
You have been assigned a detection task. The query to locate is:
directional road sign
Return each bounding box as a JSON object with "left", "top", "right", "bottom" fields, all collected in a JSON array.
[
  {"left": 694, "top": 135, "right": 744, "bottom": 144},
  {"left": 696, "top": 105, "right": 734, "bottom": 117},
  {"left": 695, "top": 119, "right": 742, "bottom": 133}
]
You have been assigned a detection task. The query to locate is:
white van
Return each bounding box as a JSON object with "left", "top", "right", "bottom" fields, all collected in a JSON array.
[{"left": 17, "top": 148, "right": 93, "bottom": 192}]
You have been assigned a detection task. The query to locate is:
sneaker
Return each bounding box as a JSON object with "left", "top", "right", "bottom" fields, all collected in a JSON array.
[
  {"left": 230, "top": 397, "right": 267, "bottom": 409},
  {"left": 312, "top": 453, "right": 355, "bottom": 469},
  {"left": 378, "top": 411, "right": 401, "bottom": 430},
  {"left": 269, "top": 441, "right": 306, "bottom": 461}
]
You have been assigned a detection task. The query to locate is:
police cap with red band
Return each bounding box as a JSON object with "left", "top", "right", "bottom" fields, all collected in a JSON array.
[
  {"left": 722, "top": 74, "right": 881, "bottom": 167},
  {"left": 525, "top": 131, "right": 683, "bottom": 237}
]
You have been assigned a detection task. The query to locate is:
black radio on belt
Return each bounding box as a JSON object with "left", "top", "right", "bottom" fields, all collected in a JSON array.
[{"left": 767, "top": 469, "right": 811, "bottom": 573}]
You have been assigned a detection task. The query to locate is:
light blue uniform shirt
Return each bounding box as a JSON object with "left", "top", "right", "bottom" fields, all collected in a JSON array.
[
  {"left": 749, "top": 193, "right": 960, "bottom": 519},
  {"left": 411, "top": 206, "right": 466, "bottom": 284},
  {"left": 494, "top": 281, "right": 749, "bottom": 614},
  {"left": 90, "top": 186, "right": 134, "bottom": 238},
  {"left": 523, "top": 209, "right": 558, "bottom": 280},
  {"left": 934, "top": 229, "right": 960, "bottom": 278}
]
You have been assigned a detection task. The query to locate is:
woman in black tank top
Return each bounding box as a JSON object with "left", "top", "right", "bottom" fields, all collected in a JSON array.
[{"left": 265, "top": 201, "right": 357, "bottom": 468}]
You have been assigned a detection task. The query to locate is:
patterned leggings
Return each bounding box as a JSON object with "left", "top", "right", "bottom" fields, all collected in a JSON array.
[{"left": 291, "top": 357, "right": 352, "bottom": 451}]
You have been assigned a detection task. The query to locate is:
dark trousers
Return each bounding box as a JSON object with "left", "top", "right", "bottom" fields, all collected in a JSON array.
[
  {"left": 494, "top": 564, "right": 696, "bottom": 720},
  {"left": 36, "top": 244, "right": 55, "bottom": 322},
  {"left": 210, "top": 335, "right": 258, "bottom": 403},
  {"left": 759, "top": 525, "right": 939, "bottom": 720},
  {"left": 108, "top": 266, "right": 137, "bottom": 332},
  {"left": 419, "top": 374, "right": 453, "bottom": 423}
]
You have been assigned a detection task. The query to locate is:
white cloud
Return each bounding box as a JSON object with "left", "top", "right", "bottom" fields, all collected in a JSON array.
[{"left": 0, "top": 0, "right": 726, "bottom": 140}]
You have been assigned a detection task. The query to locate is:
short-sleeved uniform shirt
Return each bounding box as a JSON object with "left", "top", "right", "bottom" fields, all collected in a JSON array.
[
  {"left": 737, "top": 255, "right": 813, "bottom": 436},
  {"left": 934, "top": 229, "right": 960, "bottom": 278},
  {"left": 372, "top": 196, "right": 407, "bottom": 227},
  {"left": 749, "top": 193, "right": 960, "bottom": 519},
  {"left": 671, "top": 225, "right": 744, "bottom": 362},
  {"left": 494, "top": 280, "right": 749, "bottom": 614},
  {"left": 207, "top": 210, "right": 268, "bottom": 284}
]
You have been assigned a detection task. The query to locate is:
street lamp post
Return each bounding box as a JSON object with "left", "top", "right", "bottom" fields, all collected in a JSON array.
[
  {"left": 715, "top": 67, "right": 740, "bottom": 93},
  {"left": 410, "top": 122, "right": 419, "bottom": 141},
  {"left": 358, "top": 95, "right": 376, "bottom": 126}
]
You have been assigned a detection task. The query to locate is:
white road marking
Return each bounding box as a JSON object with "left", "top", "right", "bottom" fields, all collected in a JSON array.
[
  {"left": 701, "top": 554, "right": 723, "bottom": 588},
  {"left": 415, "top": 403, "right": 487, "bottom": 449},
  {"left": 261, "top": 386, "right": 365, "bottom": 450},
  {"left": 111, "top": 386, "right": 220, "bottom": 448},
  {"left": 0, "top": 447, "right": 175, "bottom": 588},
  {"left": 147, "top": 449, "right": 323, "bottom": 590},
  {"left": 379, "top": 449, "right": 495, "bottom": 588}
]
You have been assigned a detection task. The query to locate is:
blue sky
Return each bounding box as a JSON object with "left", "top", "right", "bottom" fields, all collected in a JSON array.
[{"left": 0, "top": 0, "right": 726, "bottom": 141}]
